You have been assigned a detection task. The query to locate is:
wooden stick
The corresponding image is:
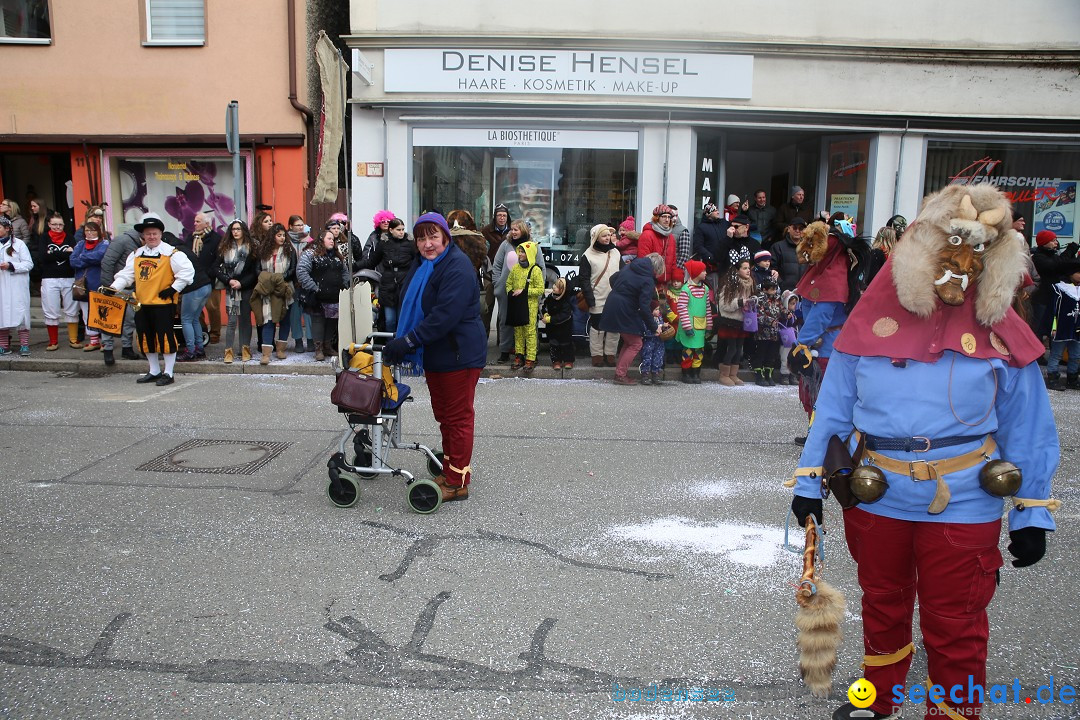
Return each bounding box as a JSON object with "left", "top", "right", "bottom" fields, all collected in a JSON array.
[{"left": 796, "top": 516, "right": 818, "bottom": 605}]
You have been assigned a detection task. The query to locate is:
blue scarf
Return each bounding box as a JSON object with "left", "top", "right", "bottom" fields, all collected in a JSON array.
[{"left": 394, "top": 244, "right": 451, "bottom": 375}]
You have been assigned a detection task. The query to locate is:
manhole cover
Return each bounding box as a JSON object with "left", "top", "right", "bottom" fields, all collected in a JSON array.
[{"left": 137, "top": 439, "right": 291, "bottom": 475}]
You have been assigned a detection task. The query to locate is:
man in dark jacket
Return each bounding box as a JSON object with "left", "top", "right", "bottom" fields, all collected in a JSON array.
[
  {"left": 774, "top": 186, "right": 816, "bottom": 238},
  {"left": 98, "top": 226, "right": 144, "bottom": 363},
  {"left": 747, "top": 189, "right": 778, "bottom": 245},
  {"left": 480, "top": 204, "right": 512, "bottom": 335},
  {"left": 768, "top": 217, "right": 808, "bottom": 291},
  {"left": 691, "top": 203, "right": 727, "bottom": 274}
]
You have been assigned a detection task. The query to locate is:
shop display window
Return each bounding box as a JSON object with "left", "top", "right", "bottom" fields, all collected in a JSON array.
[
  {"left": 413, "top": 141, "right": 637, "bottom": 266},
  {"left": 925, "top": 140, "right": 1080, "bottom": 242}
]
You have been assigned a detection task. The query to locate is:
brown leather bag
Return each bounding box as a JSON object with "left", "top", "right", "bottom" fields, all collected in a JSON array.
[
  {"left": 330, "top": 370, "right": 383, "bottom": 417},
  {"left": 824, "top": 434, "right": 859, "bottom": 509}
]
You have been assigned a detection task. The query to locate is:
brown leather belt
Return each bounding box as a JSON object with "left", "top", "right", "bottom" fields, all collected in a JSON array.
[{"left": 857, "top": 433, "right": 996, "bottom": 514}]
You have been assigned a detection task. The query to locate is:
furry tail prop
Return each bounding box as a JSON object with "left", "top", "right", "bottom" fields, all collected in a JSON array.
[{"left": 795, "top": 516, "right": 845, "bottom": 698}]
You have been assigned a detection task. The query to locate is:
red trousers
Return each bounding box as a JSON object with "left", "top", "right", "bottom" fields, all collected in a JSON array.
[
  {"left": 843, "top": 507, "right": 1003, "bottom": 718},
  {"left": 425, "top": 367, "right": 482, "bottom": 487},
  {"left": 616, "top": 333, "right": 643, "bottom": 379}
]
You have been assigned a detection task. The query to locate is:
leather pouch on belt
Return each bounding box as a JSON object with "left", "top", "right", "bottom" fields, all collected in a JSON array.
[{"left": 824, "top": 434, "right": 859, "bottom": 509}]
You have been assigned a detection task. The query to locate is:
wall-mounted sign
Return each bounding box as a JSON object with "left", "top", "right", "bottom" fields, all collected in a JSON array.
[
  {"left": 357, "top": 162, "right": 384, "bottom": 177},
  {"left": 412, "top": 127, "right": 638, "bottom": 150},
  {"left": 382, "top": 49, "right": 753, "bottom": 100}
]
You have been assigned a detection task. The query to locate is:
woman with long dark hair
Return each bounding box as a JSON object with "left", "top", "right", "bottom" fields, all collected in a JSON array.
[
  {"left": 214, "top": 220, "right": 259, "bottom": 363},
  {"left": 296, "top": 228, "right": 350, "bottom": 361},
  {"left": 252, "top": 222, "right": 298, "bottom": 364}
]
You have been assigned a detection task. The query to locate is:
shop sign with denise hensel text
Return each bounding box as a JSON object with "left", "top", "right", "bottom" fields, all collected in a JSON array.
[{"left": 381, "top": 49, "right": 753, "bottom": 100}]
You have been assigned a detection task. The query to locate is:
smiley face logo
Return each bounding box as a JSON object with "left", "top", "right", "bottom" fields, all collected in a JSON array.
[{"left": 848, "top": 678, "right": 877, "bottom": 709}]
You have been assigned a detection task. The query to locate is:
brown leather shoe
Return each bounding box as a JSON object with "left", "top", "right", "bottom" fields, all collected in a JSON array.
[
  {"left": 591, "top": 355, "right": 604, "bottom": 367},
  {"left": 613, "top": 375, "right": 638, "bottom": 386},
  {"left": 604, "top": 354, "right": 617, "bottom": 367},
  {"left": 434, "top": 475, "right": 469, "bottom": 501}
]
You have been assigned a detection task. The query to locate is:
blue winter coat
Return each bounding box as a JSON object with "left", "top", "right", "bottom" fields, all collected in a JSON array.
[
  {"left": 598, "top": 257, "right": 660, "bottom": 336},
  {"left": 399, "top": 242, "right": 486, "bottom": 372},
  {"left": 70, "top": 239, "right": 110, "bottom": 292}
]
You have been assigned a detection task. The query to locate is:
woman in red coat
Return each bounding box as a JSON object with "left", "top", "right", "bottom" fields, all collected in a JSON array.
[{"left": 636, "top": 204, "right": 679, "bottom": 289}]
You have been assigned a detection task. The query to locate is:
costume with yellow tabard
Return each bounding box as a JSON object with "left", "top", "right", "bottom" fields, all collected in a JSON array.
[{"left": 788, "top": 185, "right": 1059, "bottom": 720}]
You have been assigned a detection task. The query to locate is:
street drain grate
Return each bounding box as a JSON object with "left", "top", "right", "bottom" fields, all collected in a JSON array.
[{"left": 136, "top": 439, "right": 292, "bottom": 475}]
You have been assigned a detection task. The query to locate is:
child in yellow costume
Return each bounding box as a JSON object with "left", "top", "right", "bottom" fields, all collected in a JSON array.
[{"left": 505, "top": 240, "right": 545, "bottom": 374}]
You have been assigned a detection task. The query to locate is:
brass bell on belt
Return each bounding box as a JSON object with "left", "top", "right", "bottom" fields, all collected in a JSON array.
[
  {"left": 979, "top": 459, "right": 1022, "bottom": 498},
  {"left": 850, "top": 465, "right": 888, "bottom": 503}
]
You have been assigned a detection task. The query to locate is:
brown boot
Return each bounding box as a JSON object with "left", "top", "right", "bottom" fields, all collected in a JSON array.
[
  {"left": 241, "top": 346, "right": 252, "bottom": 362},
  {"left": 223, "top": 348, "right": 234, "bottom": 364},
  {"left": 591, "top": 355, "right": 604, "bottom": 367},
  {"left": 314, "top": 341, "right": 325, "bottom": 361},
  {"left": 604, "top": 354, "right": 617, "bottom": 367},
  {"left": 729, "top": 364, "right": 745, "bottom": 386},
  {"left": 274, "top": 340, "right": 288, "bottom": 360},
  {"left": 434, "top": 475, "right": 469, "bottom": 502},
  {"left": 523, "top": 359, "right": 536, "bottom": 375},
  {"left": 260, "top": 344, "right": 272, "bottom": 365},
  {"left": 717, "top": 363, "right": 735, "bottom": 386}
]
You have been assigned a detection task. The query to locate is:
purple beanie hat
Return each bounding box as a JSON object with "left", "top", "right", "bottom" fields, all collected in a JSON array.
[{"left": 413, "top": 212, "right": 452, "bottom": 240}]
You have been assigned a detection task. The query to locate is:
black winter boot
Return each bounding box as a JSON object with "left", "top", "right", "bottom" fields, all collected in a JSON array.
[
  {"left": 1068, "top": 373, "right": 1080, "bottom": 390},
  {"left": 766, "top": 367, "right": 777, "bottom": 386},
  {"left": 690, "top": 367, "right": 702, "bottom": 385},
  {"left": 755, "top": 369, "right": 768, "bottom": 386},
  {"left": 1046, "top": 372, "right": 1062, "bottom": 390},
  {"left": 680, "top": 368, "right": 691, "bottom": 384}
]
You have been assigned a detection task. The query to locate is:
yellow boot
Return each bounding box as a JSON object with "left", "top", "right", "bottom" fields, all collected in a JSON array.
[
  {"left": 241, "top": 346, "right": 252, "bottom": 362},
  {"left": 67, "top": 323, "right": 83, "bottom": 349}
]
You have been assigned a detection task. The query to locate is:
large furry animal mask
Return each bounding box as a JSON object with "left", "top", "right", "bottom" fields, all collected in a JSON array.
[
  {"left": 890, "top": 184, "right": 1025, "bottom": 327},
  {"left": 796, "top": 221, "right": 831, "bottom": 265}
]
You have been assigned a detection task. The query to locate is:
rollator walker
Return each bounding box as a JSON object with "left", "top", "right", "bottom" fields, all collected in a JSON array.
[{"left": 325, "top": 332, "right": 446, "bottom": 514}]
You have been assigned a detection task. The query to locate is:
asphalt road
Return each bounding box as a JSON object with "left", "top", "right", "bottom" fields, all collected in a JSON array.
[{"left": 1, "top": 370, "right": 1077, "bottom": 719}]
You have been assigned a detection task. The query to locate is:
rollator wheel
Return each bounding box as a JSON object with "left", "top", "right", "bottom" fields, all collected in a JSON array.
[
  {"left": 407, "top": 479, "right": 442, "bottom": 514},
  {"left": 327, "top": 472, "right": 360, "bottom": 508},
  {"left": 426, "top": 450, "right": 445, "bottom": 478}
]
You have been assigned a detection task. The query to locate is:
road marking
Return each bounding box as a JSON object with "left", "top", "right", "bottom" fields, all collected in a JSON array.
[{"left": 126, "top": 376, "right": 207, "bottom": 403}]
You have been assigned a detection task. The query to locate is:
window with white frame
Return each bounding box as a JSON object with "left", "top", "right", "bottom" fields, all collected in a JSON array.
[
  {"left": 145, "top": 0, "right": 205, "bottom": 45},
  {"left": 0, "top": 0, "right": 52, "bottom": 43}
]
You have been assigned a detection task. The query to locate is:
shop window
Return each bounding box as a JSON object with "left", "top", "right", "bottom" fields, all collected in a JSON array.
[
  {"left": 925, "top": 141, "right": 1080, "bottom": 243},
  {"left": 144, "top": 0, "right": 205, "bottom": 46},
  {"left": 103, "top": 151, "right": 250, "bottom": 236},
  {"left": 412, "top": 130, "right": 638, "bottom": 267},
  {"left": 0, "top": 0, "right": 52, "bottom": 43},
  {"left": 825, "top": 137, "right": 871, "bottom": 231}
]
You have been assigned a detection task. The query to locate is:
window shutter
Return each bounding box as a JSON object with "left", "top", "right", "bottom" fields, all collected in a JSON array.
[{"left": 148, "top": 0, "right": 205, "bottom": 42}]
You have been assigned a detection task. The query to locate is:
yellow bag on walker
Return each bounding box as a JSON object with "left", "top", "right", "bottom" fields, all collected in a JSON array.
[
  {"left": 87, "top": 290, "right": 129, "bottom": 336},
  {"left": 347, "top": 344, "right": 399, "bottom": 403}
]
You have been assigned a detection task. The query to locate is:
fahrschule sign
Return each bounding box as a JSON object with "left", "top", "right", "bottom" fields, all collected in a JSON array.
[{"left": 382, "top": 49, "right": 753, "bottom": 100}]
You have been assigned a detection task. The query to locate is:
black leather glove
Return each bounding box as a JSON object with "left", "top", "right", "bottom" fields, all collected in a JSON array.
[
  {"left": 381, "top": 334, "right": 414, "bottom": 365},
  {"left": 157, "top": 286, "right": 177, "bottom": 300},
  {"left": 1008, "top": 527, "right": 1046, "bottom": 568},
  {"left": 791, "top": 495, "right": 823, "bottom": 527}
]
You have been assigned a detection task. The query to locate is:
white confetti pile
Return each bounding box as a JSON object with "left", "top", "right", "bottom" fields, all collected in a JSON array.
[{"left": 607, "top": 517, "right": 794, "bottom": 569}]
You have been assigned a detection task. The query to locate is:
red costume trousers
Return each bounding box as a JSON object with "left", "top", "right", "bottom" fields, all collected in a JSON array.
[
  {"left": 843, "top": 507, "right": 1002, "bottom": 718},
  {"left": 425, "top": 367, "right": 482, "bottom": 488},
  {"left": 616, "top": 333, "right": 643, "bottom": 379}
]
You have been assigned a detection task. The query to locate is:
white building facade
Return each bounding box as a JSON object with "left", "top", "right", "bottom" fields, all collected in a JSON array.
[{"left": 345, "top": 0, "right": 1080, "bottom": 265}]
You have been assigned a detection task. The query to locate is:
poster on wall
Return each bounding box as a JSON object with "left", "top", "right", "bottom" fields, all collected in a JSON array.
[
  {"left": 829, "top": 194, "right": 860, "bottom": 225},
  {"left": 493, "top": 157, "right": 555, "bottom": 242},
  {"left": 106, "top": 154, "right": 250, "bottom": 237},
  {"left": 1033, "top": 180, "right": 1076, "bottom": 241}
]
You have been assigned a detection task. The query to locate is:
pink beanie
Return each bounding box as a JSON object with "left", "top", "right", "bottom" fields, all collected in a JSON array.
[
  {"left": 329, "top": 212, "right": 349, "bottom": 223},
  {"left": 619, "top": 216, "right": 636, "bottom": 232},
  {"left": 372, "top": 210, "right": 395, "bottom": 228}
]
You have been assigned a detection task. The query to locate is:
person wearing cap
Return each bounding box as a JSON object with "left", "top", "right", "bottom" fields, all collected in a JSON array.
[
  {"left": 723, "top": 194, "right": 742, "bottom": 222},
  {"left": 691, "top": 202, "right": 727, "bottom": 286},
  {"left": 0, "top": 216, "right": 34, "bottom": 356},
  {"left": 769, "top": 217, "right": 808, "bottom": 292},
  {"left": 774, "top": 185, "right": 815, "bottom": 238},
  {"left": 1031, "top": 229, "right": 1062, "bottom": 334},
  {"left": 675, "top": 258, "right": 712, "bottom": 384},
  {"left": 110, "top": 213, "right": 194, "bottom": 386},
  {"left": 667, "top": 205, "right": 692, "bottom": 271},
  {"left": 747, "top": 189, "right": 778, "bottom": 246},
  {"left": 480, "top": 204, "right": 513, "bottom": 333},
  {"left": 724, "top": 214, "right": 762, "bottom": 273},
  {"left": 381, "top": 213, "right": 486, "bottom": 502},
  {"left": 637, "top": 204, "right": 679, "bottom": 288},
  {"left": 751, "top": 249, "right": 774, "bottom": 287},
  {"left": 615, "top": 216, "right": 639, "bottom": 261}
]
